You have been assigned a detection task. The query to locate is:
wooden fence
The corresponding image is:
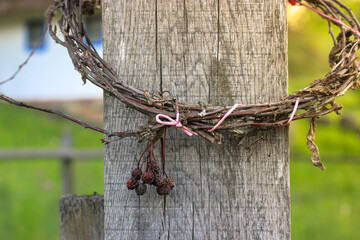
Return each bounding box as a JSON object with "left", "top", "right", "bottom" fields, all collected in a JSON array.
[
  {"left": 0, "top": 130, "right": 105, "bottom": 239},
  {"left": 0, "top": 130, "right": 103, "bottom": 194}
]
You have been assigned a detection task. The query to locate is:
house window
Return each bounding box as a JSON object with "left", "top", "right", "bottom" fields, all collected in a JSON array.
[
  {"left": 26, "top": 19, "right": 46, "bottom": 50},
  {"left": 83, "top": 14, "right": 102, "bottom": 45}
]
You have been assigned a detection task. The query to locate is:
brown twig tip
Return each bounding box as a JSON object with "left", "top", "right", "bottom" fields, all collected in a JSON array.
[
  {"left": 0, "top": 28, "right": 48, "bottom": 86},
  {"left": 307, "top": 118, "right": 326, "bottom": 170},
  {"left": 0, "top": 93, "right": 110, "bottom": 136}
]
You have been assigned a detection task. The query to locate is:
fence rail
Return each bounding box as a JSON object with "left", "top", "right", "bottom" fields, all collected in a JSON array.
[
  {"left": 1, "top": 130, "right": 359, "bottom": 194},
  {"left": 0, "top": 130, "right": 103, "bottom": 194},
  {"left": 0, "top": 149, "right": 103, "bottom": 159}
]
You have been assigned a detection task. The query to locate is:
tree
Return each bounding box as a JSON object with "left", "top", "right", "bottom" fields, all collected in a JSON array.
[{"left": 103, "top": 0, "right": 289, "bottom": 239}]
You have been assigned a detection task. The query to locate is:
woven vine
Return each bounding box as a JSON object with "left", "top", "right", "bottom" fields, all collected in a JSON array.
[{"left": 1, "top": 0, "right": 360, "bottom": 195}]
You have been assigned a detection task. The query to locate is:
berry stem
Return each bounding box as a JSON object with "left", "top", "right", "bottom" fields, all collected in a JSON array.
[
  {"left": 139, "top": 155, "right": 148, "bottom": 170},
  {"left": 162, "top": 128, "right": 167, "bottom": 175},
  {"left": 150, "top": 141, "right": 154, "bottom": 164},
  {"left": 138, "top": 144, "right": 151, "bottom": 165}
]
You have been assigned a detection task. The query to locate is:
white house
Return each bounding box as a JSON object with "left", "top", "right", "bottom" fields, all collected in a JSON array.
[{"left": 0, "top": 0, "right": 103, "bottom": 100}]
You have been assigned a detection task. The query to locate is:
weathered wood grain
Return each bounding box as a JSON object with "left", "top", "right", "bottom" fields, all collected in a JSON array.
[
  {"left": 59, "top": 194, "right": 104, "bottom": 240},
  {"left": 103, "top": 0, "right": 289, "bottom": 239}
]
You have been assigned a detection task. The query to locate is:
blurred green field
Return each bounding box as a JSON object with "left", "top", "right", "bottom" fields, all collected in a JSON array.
[
  {"left": 0, "top": 104, "right": 104, "bottom": 240},
  {"left": 289, "top": 1, "right": 360, "bottom": 238},
  {"left": 1, "top": 1, "right": 360, "bottom": 239}
]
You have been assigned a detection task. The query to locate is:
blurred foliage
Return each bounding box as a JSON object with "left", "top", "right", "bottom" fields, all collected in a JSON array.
[
  {"left": 0, "top": 104, "right": 104, "bottom": 240},
  {"left": 291, "top": 160, "right": 360, "bottom": 240},
  {"left": 0, "top": 1, "right": 360, "bottom": 239},
  {"left": 288, "top": 1, "right": 360, "bottom": 239},
  {"left": 288, "top": 1, "right": 360, "bottom": 156}
]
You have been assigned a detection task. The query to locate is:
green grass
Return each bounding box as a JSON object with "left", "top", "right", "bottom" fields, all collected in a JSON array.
[
  {"left": 0, "top": 160, "right": 61, "bottom": 240},
  {"left": 0, "top": 103, "right": 104, "bottom": 240},
  {"left": 291, "top": 160, "right": 360, "bottom": 240}
]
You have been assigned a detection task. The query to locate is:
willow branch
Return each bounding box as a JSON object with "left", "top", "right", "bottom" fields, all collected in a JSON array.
[
  {"left": 0, "top": 29, "right": 48, "bottom": 85},
  {"left": 0, "top": 93, "right": 110, "bottom": 135}
]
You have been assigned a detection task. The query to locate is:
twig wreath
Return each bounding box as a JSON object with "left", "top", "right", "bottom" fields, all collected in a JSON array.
[{"left": 1, "top": 0, "right": 360, "bottom": 195}]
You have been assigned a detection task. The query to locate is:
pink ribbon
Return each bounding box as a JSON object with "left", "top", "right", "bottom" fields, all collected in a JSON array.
[
  {"left": 286, "top": 97, "right": 300, "bottom": 124},
  {"left": 208, "top": 98, "right": 300, "bottom": 132},
  {"left": 209, "top": 104, "right": 242, "bottom": 132},
  {"left": 156, "top": 113, "right": 198, "bottom": 136}
]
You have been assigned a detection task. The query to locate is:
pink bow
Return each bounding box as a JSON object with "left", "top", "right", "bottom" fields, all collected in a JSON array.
[{"left": 155, "top": 113, "right": 198, "bottom": 136}]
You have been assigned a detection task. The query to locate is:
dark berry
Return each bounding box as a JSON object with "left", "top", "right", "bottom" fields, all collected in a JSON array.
[
  {"left": 131, "top": 168, "right": 143, "bottom": 180},
  {"left": 142, "top": 171, "right": 154, "bottom": 184},
  {"left": 156, "top": 183, "right": 171, "bottom": 195},
  {"left": 148, "top": 162, "right": 160, "bottom": 173},
  {"left": 154, "top": 174, "right": 166, "bottom": 187},
  {"left": 135, "top": 184, "right": 147, "bottom": 195},
  {"left": 167, "top": 176, "right": 176, "bottom": 189},
  {"left": 126, "top": 178, "right": 139, "bottom": 190}
]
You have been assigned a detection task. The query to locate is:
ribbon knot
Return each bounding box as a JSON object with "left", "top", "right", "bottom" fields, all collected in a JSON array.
[
  {"left": 175, "top": 121, "right": 182, "bottom": 128},
  {"left": 155, "top": 112, "right": 198, "bottom": 137}
]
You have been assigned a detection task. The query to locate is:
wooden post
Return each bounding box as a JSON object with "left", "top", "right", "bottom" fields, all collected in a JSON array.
[
  {"left": 103, "top": 0, "right": 289, "bottom": 239},
  {"left": 61, "top": 129, "right": 73, "bottom": 195},
  {"left": 59, "top": 194, "right": 104, "bottom": 240}
]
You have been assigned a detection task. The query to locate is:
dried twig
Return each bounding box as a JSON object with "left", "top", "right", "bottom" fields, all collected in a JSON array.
[
  {"left": 0, "top": 93, "right": 136, "bottom": 141},
  {"left": 0, "top": 29, "right": 48, "bottom": 85},
  {"left": 43, "top": 0, "right": 360, "bottom": 144},
  {"left": 1, "top": 0, "right": 359, "bottom": 157},
  {"left": 0, "top": 94, "right": 109, "bottom": 135}
]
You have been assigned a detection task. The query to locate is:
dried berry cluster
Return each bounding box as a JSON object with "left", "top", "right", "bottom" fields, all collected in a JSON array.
[{"left": 126, "top": 148, "right": 175, "bottom": 196}]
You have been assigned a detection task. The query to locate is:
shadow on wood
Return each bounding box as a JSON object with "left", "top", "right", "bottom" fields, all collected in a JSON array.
[{"left": 59, "top": 194, "right": 104, "bottom": 240}]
